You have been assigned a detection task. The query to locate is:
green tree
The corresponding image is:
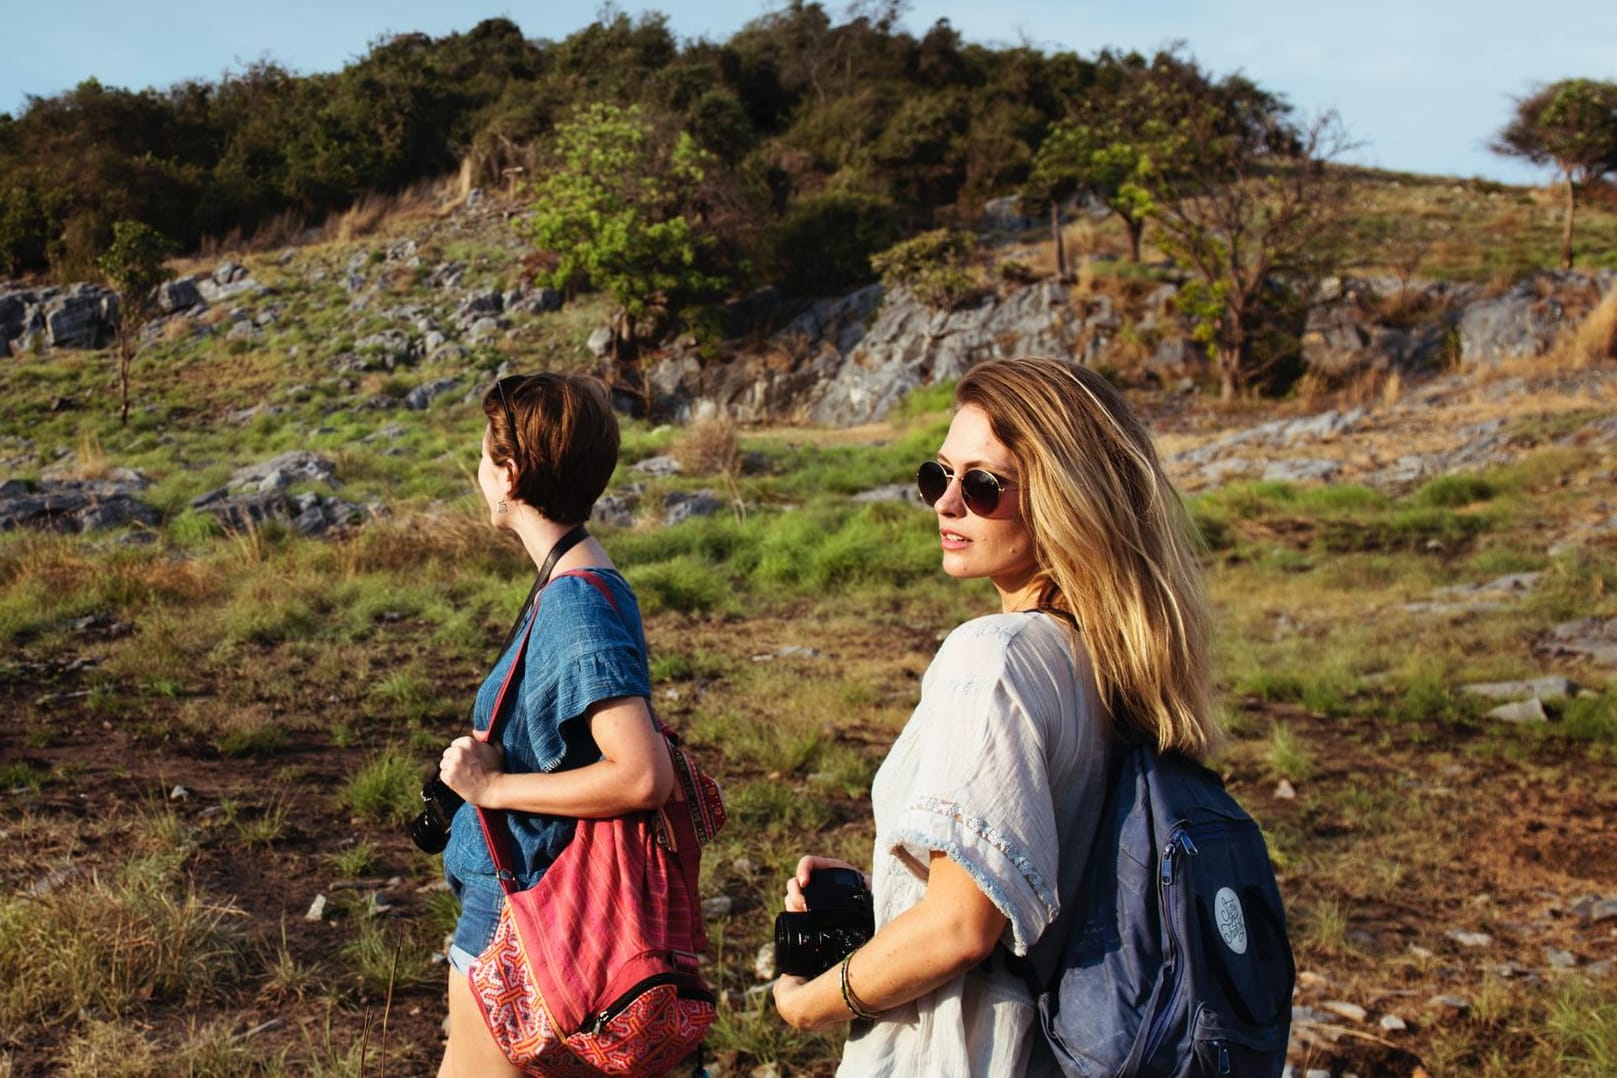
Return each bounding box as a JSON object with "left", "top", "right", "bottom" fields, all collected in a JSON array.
[
  {"left": 1028, "top": 123, "right": 1159, "bottom": 268},
  {"left": 0, "top": 182, "right": 64, "bottom": 278},
  {"left": 98, "top": 220, "right": 175, "bottom": 425},
  {"left": 517, "top": 102, "right": 728, "bottom": 357},
  {"left": 1027, "top": 48, "right": 1292, "bottom": 271},
  {"left": 1148, "top": 112, "right": 1353, "bottom": 400},
  {"left": 1493, "top": 78, "right": 1617, "bottom": 270}
]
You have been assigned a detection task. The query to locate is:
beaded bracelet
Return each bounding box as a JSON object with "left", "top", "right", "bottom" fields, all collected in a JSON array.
[{"left": 839, "top": 951, "right": 881, "bottom": 1021}]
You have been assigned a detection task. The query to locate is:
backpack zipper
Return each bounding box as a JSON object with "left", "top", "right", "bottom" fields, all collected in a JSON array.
[
  {"left": 1138, "top": 827, "right": 1196, "bottom": 1063},
  {"left": 586, "top": 973, "right": 717, "bottom": 1035},
  {"left": 1140, "top": 819, "right": 1255, "bottom": 1065}
]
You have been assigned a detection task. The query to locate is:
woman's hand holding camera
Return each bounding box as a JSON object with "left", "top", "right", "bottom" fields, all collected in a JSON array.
[
  {"left": 773, "top": 855, "right": 876, "bottom": 1031},
  {"left": 783, "top": 855, "right": 867, "bottom": 912},
  {"left": 439, "top": 736, "right": 506, "bottom": 807}
]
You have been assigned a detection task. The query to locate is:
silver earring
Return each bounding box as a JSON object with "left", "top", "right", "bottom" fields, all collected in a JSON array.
[{"left": 497, "top": 500, "right": 508, "bottom": 514}]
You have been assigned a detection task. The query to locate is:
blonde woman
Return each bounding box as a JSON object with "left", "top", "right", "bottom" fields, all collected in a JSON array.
[{"left": 772, "top": 356, "right": 1217, "bottom": 1075}]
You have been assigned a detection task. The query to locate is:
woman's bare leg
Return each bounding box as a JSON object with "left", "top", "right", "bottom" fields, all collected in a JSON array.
[{"left": 439, "top": 967, "right": 524, "bottom": 1078}]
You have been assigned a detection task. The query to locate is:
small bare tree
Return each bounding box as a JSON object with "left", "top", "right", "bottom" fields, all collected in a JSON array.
[
  {"left": 98, "top": 221, "right": 174, "bottom": 425},
  {"left": 1148, "top": 111, "right": 1355, "bottom": 400}
]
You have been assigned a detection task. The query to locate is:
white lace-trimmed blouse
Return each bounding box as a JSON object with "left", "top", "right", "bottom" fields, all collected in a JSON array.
[{"left": 838, "top": 612, "right": 1114, "bottom": 1078}]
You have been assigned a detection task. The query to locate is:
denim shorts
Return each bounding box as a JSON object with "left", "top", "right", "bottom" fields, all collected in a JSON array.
[{"left": 449, "top": 881, "right": 504, "bottom": 971}]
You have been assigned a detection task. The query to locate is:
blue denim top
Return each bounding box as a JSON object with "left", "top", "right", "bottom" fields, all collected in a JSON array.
[{"left": 442, "top": 569, "right": 650, "bottom": 896}]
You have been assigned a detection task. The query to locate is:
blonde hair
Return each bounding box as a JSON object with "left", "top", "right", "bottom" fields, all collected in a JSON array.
[{"left": 956, "top": 357, "right": 1219, "bottom": 758}]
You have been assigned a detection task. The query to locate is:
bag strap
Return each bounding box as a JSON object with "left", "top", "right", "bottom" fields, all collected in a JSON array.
[
  {"left": 473, "top": 564, "right": 715, "bottom": 921},
  {"left": 474, "top": 566, "right": 614, "bottom": 894},
  {"left": 469, "top": 524, "right": 586, "bottom": 894}
]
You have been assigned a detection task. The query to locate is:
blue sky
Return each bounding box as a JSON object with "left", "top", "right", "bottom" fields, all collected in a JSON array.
[{"left": 5, "top": 0, "right": 1614, "bottom": 186}]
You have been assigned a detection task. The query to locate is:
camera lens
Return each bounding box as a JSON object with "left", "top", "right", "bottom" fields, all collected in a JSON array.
[
  {"left": 408, "top": 810, "right": 451, "bottom": 854},
  {"left": 774, "top": 912, "right": 832, "bottom": 977}
]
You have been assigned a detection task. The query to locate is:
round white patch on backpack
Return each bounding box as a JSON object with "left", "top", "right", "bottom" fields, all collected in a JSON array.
[{"left": 1214, "top": 887, "right": 1248, "bottom": 955}]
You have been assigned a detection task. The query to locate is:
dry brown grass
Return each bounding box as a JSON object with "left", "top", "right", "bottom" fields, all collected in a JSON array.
[
  {"left": 672, "top": 415, "right": 742, "bottom": 477},
  {"left": 59, "top": 432, "right": 112, "bottom": 480},
  {"left": 329, "top": 193, "right": 393, "bottom": 243},
  {"left": 323, "top": 175, "right": 455, "bottom": 244},
  {"left": 1561, "top": 286, "right": 1617, "bottom": 368}
]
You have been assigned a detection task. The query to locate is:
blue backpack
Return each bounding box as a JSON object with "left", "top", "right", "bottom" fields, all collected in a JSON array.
[{"left": 1033, "top": 743, "right": 1295, "bottom": 1077}]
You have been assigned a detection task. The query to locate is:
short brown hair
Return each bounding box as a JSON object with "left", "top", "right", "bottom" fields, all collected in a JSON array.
[{"left": 483, "top": 373, "right": 620, "bottom": 525}]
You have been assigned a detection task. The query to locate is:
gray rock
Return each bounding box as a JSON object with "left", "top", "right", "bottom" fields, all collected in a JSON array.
[
  {"left": 1572, "top": 896, "right": 1617, "bottom": 923},
  {"left": 157, "top": 278, "right": 204, "bottom": 313},
  {"left": 1262, "top": 458, "right": 1343, "bottom": 484},
  {"left": 427, "top": 261, "right": 466, "bottom": 290},
  {"left": 44, "top": 284, "right": 117, "bottom": 349},
  {"left": 852, "top": 483, "right": 920, "bottom": 505},
  {"left": 1546, "top": 947, "right": 1578, "bottom": 969},
  {"left": 1445, "top": 930, "right": 1493, "bottom": 948},
  {"left": 754, "top": 942, "right": 776, "bottom": 981},
  {"left": 505, "top": 287, "right": 563, "bottom": 316},
  {"left": 587, "top": 326, "right": 615, "bottom": 358},
  {"left": 1537, "top": 618, "right": 1617, "bottom": 668},
  {"left": 1460, "top": 676, "right": 1578, "bottom": 701},
  {"left": 196, "top": 276, "right": 262, "bottom": 304},
  {"left": 195, "top": 488, "right": 368, "bottom": 537},
  {"left": 404, "top": 376, "right": 462, "bottom": 411},
  {"left": 226, "top": 450, "right": 339, "bottom": 493},
  {"left": 982, "top": 195, "right": 1033, "bottom": 231},
  {"left": 700, "top": 895, "right": 734, "bottom": 919},
  {"left": 591, "top": 491, "right": 640, "bottom": 528},
  {"left": 1146, "top": 337, "right": 1202, "bottom": 378},
  {"left": 1457, "top": 272, "right": 1611, "bottom": 367},
  {"left": 353, "top": 329, "right": 422, "bottom": 368},
  {"left": 663, "top": 490, "right": 724, "bottom": 525},
  {"left": 464, "top": 315, "right": 504, "bottom": 339},
  {"left": 454, "top": 288, "right": 504, "bottom": 321},
  {"left": 632, "top": 455, "right": 682, "bottom": 478},
  {"left": 1486, "top": 698, "right": 1549, "bottom": 723},
  {"left": 1319, "top": 1002, "right": 1371, "bottom": 1027}
]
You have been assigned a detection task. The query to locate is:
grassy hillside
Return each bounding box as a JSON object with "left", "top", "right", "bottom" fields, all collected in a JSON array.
[{"left": 1, "top": 174, "right": 1615, "bottom": 1075}]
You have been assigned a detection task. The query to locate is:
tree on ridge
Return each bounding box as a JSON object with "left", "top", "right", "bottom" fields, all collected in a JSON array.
[{"left": 1493, "top": 78, "right": 1617, "bottom": 271}]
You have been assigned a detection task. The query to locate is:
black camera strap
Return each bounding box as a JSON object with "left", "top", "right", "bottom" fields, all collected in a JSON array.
[
  {"left": 494, "top": 523, "right": 590, "bottom": 657},
  {"left": 463, "top": 523, "right": 590, "bottom": 735}
]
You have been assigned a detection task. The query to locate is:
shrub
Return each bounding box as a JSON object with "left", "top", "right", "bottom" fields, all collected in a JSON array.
[
  {"left": 870, "top": 229, "right": 986, "bottom": 311},
  {"left": 1410, "top": 474, "right": 1497, "bottom": 508},
  {"left": 767, "top": 191, "right": 902, "bottom": 297}
]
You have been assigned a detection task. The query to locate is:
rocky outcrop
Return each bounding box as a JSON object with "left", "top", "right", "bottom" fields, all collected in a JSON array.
[
  {"left": 638, "top": 269, "right": 1615, "bottom": 427},
  {"left": 0, "top": 475, "right": 159, "bottom": 534},
  {"left": 5, "top": 228, "right": 1613, "bottom": 433},
  {"left": 0, "top": 283, "right": 120, "bottom": 356},
  {"left": 803, "top": 280, "right": 1110, "bottom": 426},
  {"left": 186, "top": 450, "right": 372, "bottom": 537},
  {"left": 1456, "top": 271, "right": 1615, "bottom": 368}
]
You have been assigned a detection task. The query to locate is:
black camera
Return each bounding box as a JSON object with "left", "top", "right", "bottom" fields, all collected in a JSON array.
[
  {"left": 408, "top": 777, "right": 464, "bottom": 854},
  {"left": 774, "top": 867, "right": 875, "bottom": 978}
]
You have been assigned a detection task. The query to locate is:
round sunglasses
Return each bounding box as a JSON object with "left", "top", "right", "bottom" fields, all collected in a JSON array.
[{"left": 915, "top": 460, "right": 1017, "bottom": 515}]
